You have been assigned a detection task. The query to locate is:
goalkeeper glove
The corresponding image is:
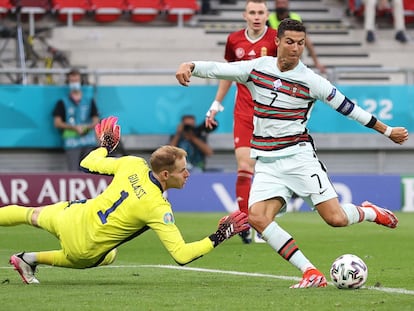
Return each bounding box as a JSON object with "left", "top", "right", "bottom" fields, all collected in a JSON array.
[
  {"left": 95, "top": 116, "right": 121, "bottom": 153},
  {"left": 209, "top": 210, "right": 249, "bottom": 247}
]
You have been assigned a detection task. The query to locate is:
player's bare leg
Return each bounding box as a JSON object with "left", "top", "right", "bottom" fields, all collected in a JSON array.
[
  {"left": 316, "top": 198, "right": 398, "bottom": 228},
  {"left": 249, "top": 198, "right": 327, "bottom": 288}
]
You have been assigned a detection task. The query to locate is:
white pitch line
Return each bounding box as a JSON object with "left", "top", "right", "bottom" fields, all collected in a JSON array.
[
  {"left": 113, "top": 264, "right": 414, "bottom": 295},
  {"left": 1, "top": 264, "right": 414, "bottom": 295}
]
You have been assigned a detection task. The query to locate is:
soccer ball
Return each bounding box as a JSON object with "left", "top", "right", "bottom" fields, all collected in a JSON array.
[{"left": 330, "top": 254, "right": 368, "bottom": 289}]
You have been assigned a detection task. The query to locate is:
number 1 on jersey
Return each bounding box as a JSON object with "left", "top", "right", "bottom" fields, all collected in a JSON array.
[{"left": 98, "top": 190, "right": 129, "bottom": 224}]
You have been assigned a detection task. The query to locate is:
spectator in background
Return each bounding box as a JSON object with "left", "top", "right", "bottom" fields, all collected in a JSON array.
[
  {"left": 363, "top": 0, "right": 408, "bottom": 43},
  {"left": 52, "top": 68, "right": 100, "bottom": 171},
  {"left": 201, "top": 0, "right": 218, "bottom": 15},
  {"left": 267, "top": 0, "right": 326, "bottom": 74},
  {"left": 169, "top": 114, "right": 214, "bottom": 172}
]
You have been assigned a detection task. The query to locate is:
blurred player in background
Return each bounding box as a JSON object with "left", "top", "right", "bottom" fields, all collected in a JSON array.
[
  {"left": 176, "top": 19, "right": 408, "bottom": 288},
  {"left": 267, "top": 0, "right": 326, "bottom": 74},
  {"left": 1, "top": 117, "right": 249, "bottom": 284},
  {"left": 205, "top": 0, "right": 278, "bottom": 244}
]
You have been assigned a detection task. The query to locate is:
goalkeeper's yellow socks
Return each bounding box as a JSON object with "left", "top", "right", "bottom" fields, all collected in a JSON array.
[
  {"left": 36, "top": 249, "right": 116, "bottom": 268},
  {"left": 262, "top": 221, "right": 314, "bottom": 273},
  {"left": 0, "top": 205, "right": 34, "bottom": 226},
  {"left": 35, "top": 250, "right": 76, "bottom": 267}
]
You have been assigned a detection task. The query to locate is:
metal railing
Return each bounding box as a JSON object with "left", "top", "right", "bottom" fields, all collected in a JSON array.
[
  {"left": 327, "top": 67, "right": 414, "bottom": 85},
  {"left": 0, "top": 66, "right": 413, "bottom": 85}
]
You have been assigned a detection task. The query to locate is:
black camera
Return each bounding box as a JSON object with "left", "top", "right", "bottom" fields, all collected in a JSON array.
[{"left": 183, "top": 124, "right": 195, "bottom": 133}]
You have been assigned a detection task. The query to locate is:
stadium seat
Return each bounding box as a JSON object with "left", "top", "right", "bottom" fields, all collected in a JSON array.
[
  {"left": 404, "top": 0, "right": 414, "bottom": 23},
  {"left": 51, "top": 0, "right": 90, "bottom": 26},
  {"left": 10, "top": 0, "right": 51, "bottom": 36},
  {"left": 126, "top": 0, "right": 162, "bottom": 23},
  {"left": 0, "top": 0, "right": 12, "bottom": 18},
  {"left": 163, "top": 0, "right": 199, "bottom": 27},
  {"left": 89, "top": 0, "right": 126, "bottom": 23},
  {"left": 348, "top": 0, "right": 407, "bottom": 21},
  {"left": 347, "top": 0, "right": 364, "bottom": 17}
]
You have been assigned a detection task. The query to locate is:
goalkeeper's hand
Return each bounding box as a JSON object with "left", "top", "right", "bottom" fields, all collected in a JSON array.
[
  {"left": 209, "top": 210, "right": 250, "bottom": 247},
  {"left": 95, "top": 116, "right": 121, "bottom": 153}
]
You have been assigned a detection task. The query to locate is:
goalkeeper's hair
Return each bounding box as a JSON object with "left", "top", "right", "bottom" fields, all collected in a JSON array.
[{"left": 150, "top": 145, "right": 187, "bottom": 174}]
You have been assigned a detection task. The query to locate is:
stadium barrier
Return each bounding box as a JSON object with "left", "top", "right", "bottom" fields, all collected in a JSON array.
[
  {"left": 0, "top": 172, "right": 412, "bottom": 212},
  {"left": 0, "top": 83, "right": 414, "bottom": 149}
]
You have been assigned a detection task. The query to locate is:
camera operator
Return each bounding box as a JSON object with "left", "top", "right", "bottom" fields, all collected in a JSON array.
[{"left": 169, "top": 115, "right": 214, "bottom": 172}]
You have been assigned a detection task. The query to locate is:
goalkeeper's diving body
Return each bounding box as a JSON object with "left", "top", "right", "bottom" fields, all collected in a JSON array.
[{"left": 1, "top": 116, "right": 249, "bottom": 284}]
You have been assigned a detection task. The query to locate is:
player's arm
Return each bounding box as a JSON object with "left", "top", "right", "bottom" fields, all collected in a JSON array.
[
  {"left": 370, "top": 118, "right": 408, "bottom": 145},
  {"left": 317, "top": 78, "right": 408, "bottom": 145},
  {"left": 205, "top": 36, "right": 234, "bottom": 128},
  {"left": 80, "top": 147, "right": 117, "bottom": 175},
  {"left": 205, "top": 80, "right": 230, "bottom": 129},
  {"left": 305, "top": 37, "right": 326, "bottom": 74},
  {"left": 176, "top": 61, "right": 252, "bottom": 86},
  {"left": 331, "top": 96, "right": 407, "bottom": 144},
  {"left": 152, "top": 210, "right": 249, "bottom": 265}
]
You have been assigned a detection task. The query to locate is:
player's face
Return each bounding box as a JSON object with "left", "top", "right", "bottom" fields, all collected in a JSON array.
[
  {"left": 166, "top": 157, "right": 190, "bottom": 189},
  {"left": 243, "top": 2, "right": 269, "bottom": 34},
  {"left": 276, "top": 30, "right": 305, "bottom": 71}
]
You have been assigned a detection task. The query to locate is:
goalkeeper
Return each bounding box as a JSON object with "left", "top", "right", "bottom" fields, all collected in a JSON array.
[{"left": 1, "top": 116, "right": 249, "bottom": 284}]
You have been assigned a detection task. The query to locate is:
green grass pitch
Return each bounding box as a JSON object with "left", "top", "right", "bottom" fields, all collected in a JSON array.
[{"left": 0, "top": 212, "right": 413, "bottom": 311}]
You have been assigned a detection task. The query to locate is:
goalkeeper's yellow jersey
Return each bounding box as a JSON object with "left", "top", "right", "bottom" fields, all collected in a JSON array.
[{"left": 54, "top": 147, "right": 213, "bottom": 266}]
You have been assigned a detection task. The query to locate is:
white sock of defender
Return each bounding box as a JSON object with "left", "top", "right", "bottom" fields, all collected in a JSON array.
[
  {"left": 261, "top": 222, "right": 314, "bottom": 273},
  {"left": 341, "top": 203, "right": 376, "bottom": 225}
]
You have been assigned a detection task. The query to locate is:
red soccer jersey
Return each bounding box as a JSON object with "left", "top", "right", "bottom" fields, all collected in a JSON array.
[{"left": 224, "top": 27, "right": 278, "bottom": 117}]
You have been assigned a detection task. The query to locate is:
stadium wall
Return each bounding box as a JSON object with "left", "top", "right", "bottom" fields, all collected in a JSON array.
[
  {"left": 0, "top": 84, "right": 414, "bottom": 148},
  {"left": 0, "top": 172, "right": 413, "bottom": 212}
]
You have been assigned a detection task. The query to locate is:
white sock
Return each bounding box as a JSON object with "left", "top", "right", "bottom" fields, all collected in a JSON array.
[
  {"left": 360, "top": 204, "right": 377, "bottom": 221},
  {"left": 22, "top": 252, "right": 37, "bottom": 265},
  {"left": 341, "top": 203, "right": 376, "bottom": 225},
  {"left": 262, "top": 222, "right": 314, "bottom": 273}
]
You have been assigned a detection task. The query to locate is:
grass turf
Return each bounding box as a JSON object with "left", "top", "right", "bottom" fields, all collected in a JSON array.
[{"left": 0, "top": 212, "right": 413, "bottom": 310}]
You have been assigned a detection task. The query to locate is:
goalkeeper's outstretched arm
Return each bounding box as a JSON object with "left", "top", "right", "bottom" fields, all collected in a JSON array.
[{"left": 159, "top": 211, "right": 249, "bottom": 266}]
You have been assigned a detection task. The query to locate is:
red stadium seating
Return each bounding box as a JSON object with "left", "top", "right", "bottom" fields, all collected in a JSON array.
[
  {"left": 347, "top": 0, "right": 413, "bottom": 23},
  {"left": 11, "top": 0, "right": 51, "bottom": 17},
  {"left": 51, "top": 0, "right": 90, "bottom": 25},
  {"left": 10, "top": 0, "right": 51, "bottom": 35},
  {"left": 126, "top": 0, "right": 162, "bottom": 23},
  {"left": 404, "top": 0, "right": 414, "bottom": 23},
  {"left": 347, "top": 0, "right": 363, "bottom": 17},
  {"left": 89, "top": 0, "right": 126, "bottom": 23},
  {"left": 163, "top": 0, "right": 199, "bottom": 27},
  {"left": 0, "top": 0, "right": 12, "bottom": 18}
]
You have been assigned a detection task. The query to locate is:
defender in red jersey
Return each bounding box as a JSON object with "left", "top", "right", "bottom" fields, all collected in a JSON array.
[{"left": 205, "top": 0, "right": 277, "bottom": 244}]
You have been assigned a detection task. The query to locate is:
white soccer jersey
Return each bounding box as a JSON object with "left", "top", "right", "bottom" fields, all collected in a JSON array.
[{"left": 192, "top": 57, "right": 373, "bottom": 158}]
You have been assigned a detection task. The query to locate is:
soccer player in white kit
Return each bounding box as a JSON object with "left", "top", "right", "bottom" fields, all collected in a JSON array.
[{"left": 176, "top": 19, "right": 408, "bottom": 288}]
